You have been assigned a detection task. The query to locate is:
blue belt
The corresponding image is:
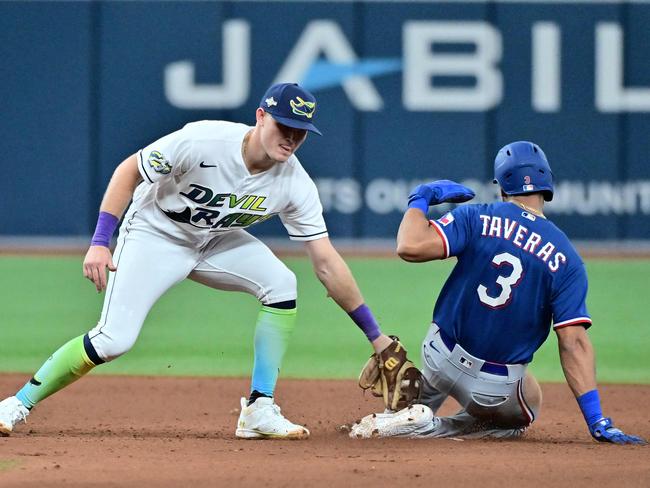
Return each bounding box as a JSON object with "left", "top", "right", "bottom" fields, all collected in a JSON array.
[{"left": 438, "top": 328, "right": 510, "bottom": 377}]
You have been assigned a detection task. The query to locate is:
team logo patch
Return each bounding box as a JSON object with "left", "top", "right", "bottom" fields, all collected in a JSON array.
[
  {"left": 265, "top": 96, "right": 277, "bottom": 108},
  {"left": 148, "top": 150, "right": 172, "bottom": 174},
  {"left": 290, "top": 96, "right": 316, "bottom": 119},
  {"left": 438, "top": 212, "right": 455, "bottom": 226},
  {"left": 524, "top": 175, "right": 531, "bottom": 184}
]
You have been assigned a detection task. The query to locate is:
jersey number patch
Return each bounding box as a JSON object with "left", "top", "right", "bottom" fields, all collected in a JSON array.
[{"left": 477, "top": 252, "right": 523, "bottom": 308}]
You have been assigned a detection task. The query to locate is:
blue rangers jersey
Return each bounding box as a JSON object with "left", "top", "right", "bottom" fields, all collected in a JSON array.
[{"left": 429, "top": 201, "right": 591, "bottom": 365}]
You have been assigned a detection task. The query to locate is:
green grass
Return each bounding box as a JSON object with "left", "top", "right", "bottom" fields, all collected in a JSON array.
[
  {"left": 0, "top": 459, "right": 20, "bottom": 472},
  {"left": 0, "top": 256, "right": 648, "bottom": 383}
]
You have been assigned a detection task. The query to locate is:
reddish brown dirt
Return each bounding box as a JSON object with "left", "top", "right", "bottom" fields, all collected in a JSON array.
[{"left": 0, "top": 375, "right": 648, "bottom": 488}]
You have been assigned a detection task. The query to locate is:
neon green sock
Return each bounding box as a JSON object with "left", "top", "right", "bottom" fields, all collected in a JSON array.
[
  {"left": 15, "top": 335, "right": 98, "bottom": 409},
  {"left": 250, "top": 306, "right": 297, "bottom": 396}
]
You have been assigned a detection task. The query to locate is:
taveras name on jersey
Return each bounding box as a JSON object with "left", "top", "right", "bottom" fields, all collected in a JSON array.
[
  {"left": 478, "top": 213, "right": 566, "bottom": 273},
  {"left": 429, "top": 202, "right": 591, "bottom": 365}
]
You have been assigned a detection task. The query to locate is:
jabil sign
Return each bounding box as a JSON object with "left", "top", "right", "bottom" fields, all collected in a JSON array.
[{"left": 164, "top": 19, "right": 650, "bottom": 113}]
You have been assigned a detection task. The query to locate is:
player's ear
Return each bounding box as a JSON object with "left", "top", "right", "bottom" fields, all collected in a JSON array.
[{"left": 255, "top": 108, "right": 266, "bottom": 126}]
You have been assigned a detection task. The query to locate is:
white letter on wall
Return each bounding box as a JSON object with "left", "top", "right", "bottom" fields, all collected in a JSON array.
[
  {"left": 596, "top": 22, "right": 650, "bottom": 112},
  {"left": 274, "top": 20, "right": 382, "bottom": 111},
  {"left": 164, "top": 20, "right": 250, "bottom": 109},
  {"left": 532, "top": 22, "right": 561, "bottom": 112},
  {"left": 403, "top": 21, "right": 502, "bottom": 111}
]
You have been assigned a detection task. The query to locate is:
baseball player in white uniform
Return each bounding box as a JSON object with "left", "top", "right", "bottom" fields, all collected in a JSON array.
[{"left": 0, "top": 83, "right": 395, "bottom": 440}]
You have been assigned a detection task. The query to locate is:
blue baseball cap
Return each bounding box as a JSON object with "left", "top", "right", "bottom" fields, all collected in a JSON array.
[{"left": 259, "top": 83, "right": 322, "bottom": 136}]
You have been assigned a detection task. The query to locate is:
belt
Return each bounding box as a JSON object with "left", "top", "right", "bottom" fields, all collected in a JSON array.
[{"left": 438, "top": 328, "right": 510, "bottom": 377}]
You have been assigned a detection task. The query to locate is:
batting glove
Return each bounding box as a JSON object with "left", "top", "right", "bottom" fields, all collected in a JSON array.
[
  {"left": 589, "top": 417, "right": 647, "bottom": 445},
  {"left": 407, "top": 180, "right": 475, "bottom": 214}
]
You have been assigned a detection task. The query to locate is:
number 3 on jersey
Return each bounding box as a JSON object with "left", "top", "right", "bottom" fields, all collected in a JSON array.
[{"left": 477, "top": 252, "right": 524, "bottom": 308}]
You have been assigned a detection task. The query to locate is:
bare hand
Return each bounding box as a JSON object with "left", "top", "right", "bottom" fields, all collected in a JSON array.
[{"left": 83, "top": 245, "right": 117, "bottom": 292}]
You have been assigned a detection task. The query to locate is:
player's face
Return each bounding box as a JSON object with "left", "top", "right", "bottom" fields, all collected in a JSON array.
[{"left": 259, "top": 111, "right": 307, "bottom": 162}]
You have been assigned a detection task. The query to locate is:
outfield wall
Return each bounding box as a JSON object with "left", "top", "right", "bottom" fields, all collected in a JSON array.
[{"left": 2, "top": 1, "right": 650, "bottom": 240}]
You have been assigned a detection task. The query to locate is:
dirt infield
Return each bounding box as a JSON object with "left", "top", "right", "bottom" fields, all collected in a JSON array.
[{"left": 0, "top": 375, "right": 648, "bottom": 488}]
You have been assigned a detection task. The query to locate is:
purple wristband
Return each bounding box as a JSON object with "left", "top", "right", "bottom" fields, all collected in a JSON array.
[
  {"left": 90, "top": 211, "right": 119, "bottom": 247},
  {"left": 348, "top": 304, "right": 381, "bottom": 342}
]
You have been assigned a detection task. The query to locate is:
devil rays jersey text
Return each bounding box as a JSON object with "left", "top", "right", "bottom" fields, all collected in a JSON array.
[{"left": 133, "top": 121, "right": 328, "bottom": 246}]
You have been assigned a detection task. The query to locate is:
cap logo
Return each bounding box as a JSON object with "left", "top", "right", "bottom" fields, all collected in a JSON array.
[
  {"left": 524, "top": 175, "right": 531, "bottom": 184},
  {"left": 265, "top": 97, "right": 278, "bottom": 108},
  {"left": 290, "top": 96, "right": 316, "bottom": 119}
]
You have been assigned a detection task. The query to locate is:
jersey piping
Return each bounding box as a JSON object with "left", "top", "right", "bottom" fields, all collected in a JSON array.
[
  {"left": 553, "top": 317, "right": 593, "bottom": 329},
  {"left": 287, "top": 230, "right": 329, "bottom": 239},
  {"left": 137, "top": 150, "right": 154, "bottom": 184},
  {"left": 429, "top": 219, "right": 450, "bottom": 258}
]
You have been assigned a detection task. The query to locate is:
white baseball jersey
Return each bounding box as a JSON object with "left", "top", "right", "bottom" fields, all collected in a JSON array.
[{"left": 134, "top": 120, "right": 328, "bottom": 246}]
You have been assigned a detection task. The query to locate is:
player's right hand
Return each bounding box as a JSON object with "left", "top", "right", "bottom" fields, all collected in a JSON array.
[
  {"left": 83, "top": 245, "right": 117, "bottom": 293},
  {"left": 589, "top": 417, "right": 647, "bottom": 445},
  {"left": 408, "top": 180, "right": 475, "bottom": 207}
]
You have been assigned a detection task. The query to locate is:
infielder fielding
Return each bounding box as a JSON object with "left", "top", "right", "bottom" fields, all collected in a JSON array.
[
  {"left": 352, "top": 141, "right": 646, "bottom": 445},
  {"left": 0, "top": 83, "right": 404, "bottom": 440}
]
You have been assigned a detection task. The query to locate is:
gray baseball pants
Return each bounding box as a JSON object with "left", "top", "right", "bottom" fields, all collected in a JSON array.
[{"left": 416, "top": 323, "right": 541, "bottom": 438}]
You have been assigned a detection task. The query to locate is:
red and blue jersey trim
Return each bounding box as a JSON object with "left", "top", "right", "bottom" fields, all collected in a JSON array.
[
  {"left": 552, "top": 317, "right": 592, "bottom": 330},
  {"left": 429, "top": 219, "right": 450, "bottom": 258}
]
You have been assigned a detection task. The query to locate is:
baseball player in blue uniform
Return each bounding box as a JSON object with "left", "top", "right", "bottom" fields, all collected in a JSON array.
[
  {"left": 351, "top": 141, "right": 646, "bottom": 444},
  {"left": 0, "top": 83, "right": 398, "bottom": 440}
]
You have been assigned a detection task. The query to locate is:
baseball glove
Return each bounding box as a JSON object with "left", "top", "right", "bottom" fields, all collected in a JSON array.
[{"left": 358, "top": 336, "right": 422, "bottom": 411}]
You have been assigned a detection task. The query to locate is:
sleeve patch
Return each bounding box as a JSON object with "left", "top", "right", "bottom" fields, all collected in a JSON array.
[
  {"left": 147, "top": 150, "right": 172, "bottom": 175},
  {"left": 438, "top": 212, "right": 455, "bottom": 226}
]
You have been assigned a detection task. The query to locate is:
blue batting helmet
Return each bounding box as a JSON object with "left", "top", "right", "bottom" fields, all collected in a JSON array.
[{"left": 493, "top": 141, "right": 554, "bottom": 201}]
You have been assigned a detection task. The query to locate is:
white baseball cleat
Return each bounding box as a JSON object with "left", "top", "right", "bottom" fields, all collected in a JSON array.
[
  {"left": 0, "top": 396, "right": 29, "bottom": 436},
  {"left": 235, "top": 397, "right": 310, "bottom": 440},
  {"left": 350, "top": 404, "right": 435, "bottom": 438}
]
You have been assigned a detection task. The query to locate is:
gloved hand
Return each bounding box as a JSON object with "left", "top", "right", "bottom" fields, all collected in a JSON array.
[
  {"left": 358, "top": 336, "right": 422, "bottom": 411},
  {"left": 408, "top": 180, "right": 475, "bottom": 213},
  {"left": 589, "top": 417, "right": 647, "bottom": 445}
]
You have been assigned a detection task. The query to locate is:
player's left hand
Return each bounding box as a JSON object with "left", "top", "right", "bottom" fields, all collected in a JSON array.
[
  {"left": 589, "top": 417, "right": 647, "bottom": 445},
  {"left": 83, "top": 245, "right": 117, "bottom": 293},
  {"left": 408, "top": 180, "right": 475, "bottom": 208}
]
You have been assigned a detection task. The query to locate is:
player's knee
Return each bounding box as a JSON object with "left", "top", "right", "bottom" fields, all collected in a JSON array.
[
  {"left": 88, "top": 332, "right": 138, "bottom": 362},
  {"left": 268, "top": 266, "right": 297, "bottom": 300},
  {"left": 523, "top": 372, "right": 542, "bottom": 418}
]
